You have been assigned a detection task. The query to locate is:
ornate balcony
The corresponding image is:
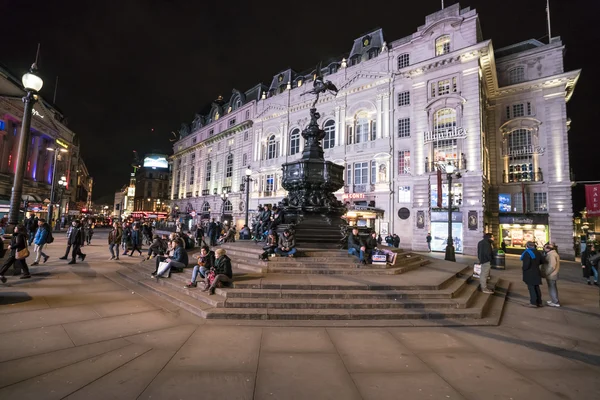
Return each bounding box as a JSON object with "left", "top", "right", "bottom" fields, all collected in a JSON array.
[
  {"left": 502, "top": 170, "right": 543, "bottom": 183},
  {"left": 202, "top": 189, "right": 210, "bottom": 196}
]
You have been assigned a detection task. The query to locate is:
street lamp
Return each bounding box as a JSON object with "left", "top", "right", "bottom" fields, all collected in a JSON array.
[
  {"left": 46, "top": 147, "right": 68, "bottom": 230},
  {"left": 244, "top": 166, "right": 252, "bottom": 227},
  {"left": 55, "top": 175, "right": 67, "bottom": 231},
  {"left": 220, "top": 190, "right": 228, "bottom": 223},
  {"left": 7, "top": 64, "right": 43, "bottom": 232},
  {"left": 444, "top": 163, "right": 462, "bottom": 262}
]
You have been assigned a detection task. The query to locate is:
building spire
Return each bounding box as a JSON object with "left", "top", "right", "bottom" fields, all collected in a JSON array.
[{"left": 441, "top": 0, "right": 444, "bottom": 9}]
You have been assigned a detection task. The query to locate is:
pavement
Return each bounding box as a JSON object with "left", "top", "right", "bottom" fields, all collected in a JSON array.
[{"left": 0, "top": 230, "right": 598, "bottom": 400}]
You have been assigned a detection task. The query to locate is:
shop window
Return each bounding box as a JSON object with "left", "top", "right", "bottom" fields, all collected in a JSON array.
[
  {"left": 533, "top": 193, "right": 548, "bottom": 212},
  {"left": 289, "top": 128, "right": 300, "bottom": 155},
  {"left": 398, "top": 150, "right": 410, "bottom": 175},
  {"left": 323, "top": 120, "right": 335, "bottom": 149},
  {"left": 398, "top": 91, "right": 410, "bottom": 107},
  {"left": 435, "top": 35, "right": 451, "bottom": 56},
  {"left": 354, "top": 162, "right": 369, "bottom": 184},
  {"left": 398, "top": 118, "right": 410, "bottom": 138},
  {"left": 398, "top": 186, "right": 411, "bottom": 203},
  {"left": 397, "top": 53, "right": 410, "bottom": 69}
]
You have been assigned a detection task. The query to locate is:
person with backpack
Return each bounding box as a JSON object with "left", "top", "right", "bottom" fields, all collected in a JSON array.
[
  {"left": 31, "top": 218, "right": 51, "bottom": 265},
  {"left": 0, "top": 225, "right": 30, "bottom": 282},
  {"left": 108, "top": 221, "right": 123, "bottom": 260}
]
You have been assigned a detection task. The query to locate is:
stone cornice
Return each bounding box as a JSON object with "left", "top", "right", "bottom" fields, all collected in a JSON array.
[
  {"left": 492, "top": 69, "right": 581, "bottom": 100},
  {"left": 172, "top": 120, "right": 253, "bottom": 158}
]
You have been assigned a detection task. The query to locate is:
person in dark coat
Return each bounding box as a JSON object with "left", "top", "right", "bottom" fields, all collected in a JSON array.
[
  {"left": 0, "top": 225, "right": 31, "bottom": 282},
  {"left": 521, "top": 241, "right": 543, "bottom": 307},
  {"left": 208, "top": 219, "right": 218, "bottom": 246},
  {"left": 128, "top": 225, "right": 143, "bottom": 256},
  {"left": 202, "top": 248, "right": 233, "bottom": 295},
  {"left": 348, "top": 228, "right": 366, "bottom": 264},
  {"left": 66, "top": 220, "right": 86, "bottom": 264},
  {"left": 365, "top": 232, "right": 378, "bottom": 263},
  {"left": 392, "top": 234, "right": 400, "bottom": 248},
  {"left": 477, "top": 233, "right": 495, "bottom": 294},
  {"left": 581, "top": 243, "right": 599, "bottom": 285}
]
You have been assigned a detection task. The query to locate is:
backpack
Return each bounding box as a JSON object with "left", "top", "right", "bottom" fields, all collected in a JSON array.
[{"left": 46, "top": 229, "right": 54, "bottom": 244}]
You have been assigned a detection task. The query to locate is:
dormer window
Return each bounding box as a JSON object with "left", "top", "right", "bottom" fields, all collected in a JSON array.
[
  {"left": 435, "top": 35, "right": 451, "bottom": 56},
  {"left": 297, "top": 79, "right": 303, "bottom": 87},
  {"left": 368, "top": 48, "right": 380, "bottom": 60},
  {"left": 350, "top": 55, "right": 361, "bottom": 66}
]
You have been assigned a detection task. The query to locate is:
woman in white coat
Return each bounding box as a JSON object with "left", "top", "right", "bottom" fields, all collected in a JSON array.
[{"left": 543, "top": 243, "right": 561, "bottom": 307}]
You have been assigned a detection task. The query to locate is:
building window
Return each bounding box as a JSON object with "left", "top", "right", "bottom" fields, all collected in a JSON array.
[
  {"left": 398, "top": 91, "right": 410, "bottom": 107},
  {"left": 506, "top": 102, "right": 533, "bottom": 120},
  {"left": 371, "top": 160, "right": 377, "bottom": 184},
  {"left": 507, "top": 129, "right": 534, "bottom": 182},
  {"left": 398, "top": 186, "right": 411, "bottom": 203},
  {"left": 289, "top": 128, "right": 300, "bottom": 155},
  {"left": 435, "top": 35, "right": 451, "bottom": 56},
  {"left": 245, "top": 110, "right": 250, "bottom": 119},
  {"left": 244, "top": 131, "right": 249, "bottom": 141},
  {"left": 398, "top": 118, "right": 410, "bottom": 138},
  {"left": 209, "top": 129, "right": 214, "bottom": 136},
  {"left": 354, "top": 162, "right": 368, "bottom": 184},
  {"left": 267, "top": 135, "right": 278, "bottom": 159},
  {"left": 398, "top": 150, "right": 411, "bottom": 174},
  {"left": 433, "top": 108, "right": 458, "bottom": 163},
  {"left": 192, "top": 137, "right": 197, "bottom": 144},
  {"left": 350, "top": 55, "right": 360, "bottom": 66},
  {"left": 355, "top": 117, "right": 369, "bottom": 143},
  {"left": 368, "top": 48, "right": 379, "bottom": 60},
  {"left": 430, "top": 77, "right": 458, "bottom": 98},
  {"left": 189, "top": 166, "right": 195, "bottom": 185},
  {"left": 216, "top": 162, "right": 220, "bottom": 173},
  {"left": 242, "top": 153, "right": 247, "bottom": 166},
  {"left": 533, "top": 193, "right": 548, "bottom": 212},
  {"left": 265, "top": 174, "right": 274, "bottom": 193},
  {"left": 323, "top": 120, "right": 335, "bottom": 149},
  {"left": 226, "top": 154, "right": 233, "bottom": 178},
  {"left": 346, "top": 164, "right": 352, "bottom": 185},
  {"left": 512, "top": 192, "right": 530, "bottom": 213},
  {"left": 508, "top": 67, "right": 525, "bottom": 84},
  {"left": 512, "top": 103, "right": 524, "bottom": 118},
  {"left": 397, "top": 53, "right": 410, "bottom": 69},
  {"left": 205, "top": 161, "right": 211, "bottom": 182},
  {"left": 229, "top": 118, "right": 236, "bottom": 127}
]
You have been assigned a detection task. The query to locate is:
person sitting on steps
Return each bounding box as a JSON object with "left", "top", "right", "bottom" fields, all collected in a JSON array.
[
  {"left": 275, "top": 229, "right": 296, "bottom": 258},
  {"left": 348, "top": 227, "right": 366, "bottom": 265},
  {"left": 152, "top": 239, "right": 189, "bottom": 279},
  {"left": 202, "top": 248, "right": 233, "bottom": 295},
  {"left": 185, "top": 246, "right": 215, "bottom": 288},
  {"left": 259, "top": 231, "right": 278, "bottom": 261}
]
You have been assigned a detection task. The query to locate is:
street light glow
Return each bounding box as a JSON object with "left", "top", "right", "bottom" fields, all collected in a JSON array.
[{"left": 22, "top": 64, "right": 43, "bottom": 92}]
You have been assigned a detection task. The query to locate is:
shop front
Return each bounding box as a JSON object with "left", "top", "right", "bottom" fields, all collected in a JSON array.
[
  {"left": 341, "top": 193, "right": 384, "bottom": 232},
  {"left": 430, "top": 211, "right": 464, "bottom": 253},
  {"left": 499, "top": 214, "right": 549, "bottom": 253}
]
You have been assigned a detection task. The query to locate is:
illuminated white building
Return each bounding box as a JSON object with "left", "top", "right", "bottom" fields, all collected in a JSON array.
[{"left": 170, "top": 3, "right": 580, "bottom": 259}]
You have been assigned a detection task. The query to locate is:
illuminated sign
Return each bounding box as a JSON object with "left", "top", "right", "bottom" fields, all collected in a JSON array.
[
  {"left": 56, "top": 139, "right": 69, "bottom": 149},
  {"left": 342, "top": 193, "right": 366, "bottom": 200},
  {"left": 505, "top": 145, "right": 546, "bottom": 157},
  {"left": 143, "top": 155, "right": 168, "bottom": 169},
  {"left": 424, "top": 127, "right": 467, "bottom": 144},
  {"left": 127, "top": 187, "right": 135, "bottom": 197}
]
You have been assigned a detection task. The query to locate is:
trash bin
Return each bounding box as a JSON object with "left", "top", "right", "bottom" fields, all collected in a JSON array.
[{"left": 491, "top": 250, "right": 506, "bottom": 270}]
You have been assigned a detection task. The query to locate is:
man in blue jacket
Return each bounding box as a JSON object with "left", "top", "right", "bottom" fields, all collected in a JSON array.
[
  {"left": 32, "top": 219, "right": 50, "bottom": 266},
  {"left": 152, "top": 239, "right": 189, "bottom": 278}
]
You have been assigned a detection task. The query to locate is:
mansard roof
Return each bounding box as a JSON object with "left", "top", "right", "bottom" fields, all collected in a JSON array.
[
  {"left": 348, "top": 28, "right": 385, "bottom": 60},
  {"left": 495, "top": 39, "right": 545, "bottom": 58}
]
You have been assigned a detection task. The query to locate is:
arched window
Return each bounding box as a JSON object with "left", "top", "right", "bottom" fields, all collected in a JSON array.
[
  {"left": 433, "top": 108, "right": 458, "bottom": 163},
  {"left": 289, "top": 128, "right": 300, "bottom": 155},
  {"left": 507, "top": 129, "right": 533, "bottom": 182},
  {"left": 435, "top": 35, "right": 451, "bottom": 56},
  {"left": 267, "top": 135, "right": 277, "bottom": 159},
  {"left": 202, "top": 202, "right": 211, "bottom": 212},
  {"left": 205, "top": 161, "right": 212, "bottom": 181},
  {"left": 508, "top": 67, "right": 525, "bottom": 84},
  {"left": 323, "top": 120, "right": 335, "bottom": 149},
  {"left": 226, "top": 154, "right": 233, "bottom": 178},
  {"left": 223, "top": 200, "right": 233, "bottom": 213}
]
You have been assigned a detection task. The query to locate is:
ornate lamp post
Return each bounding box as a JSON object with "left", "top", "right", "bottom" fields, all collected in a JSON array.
[
  {"left": 55, "top": 175, "right": 67, "bottom": 231},
  {"left": 244, "top": 166, "right": 252, "bottom": 227},
  {"left": 46, "top": 147, "right": 68, "bottom": 230},
  {"left": 8, "top": 64, "right": 43, "bottom": 231},
  {"left": 444, "top": 163, "right": 462, "bottom": 262},
  {"left": 220, "top": 190, "right": 228, "bottom": 223}
]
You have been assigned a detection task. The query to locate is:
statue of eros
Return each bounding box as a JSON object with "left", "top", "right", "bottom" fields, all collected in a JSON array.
[{"left": 300, "top": 61, "right": 339, "bottom": 107}]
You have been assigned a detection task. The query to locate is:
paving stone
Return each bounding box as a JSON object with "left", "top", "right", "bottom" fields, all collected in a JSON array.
[
  {"left": 254, "top": 352, "right": 362, "bottom": 400},
  {"left": 389, "top": 328, "right": 475, "bottom": 352},
  {"left": 0, "top": 292, "right": 50, "bottom": 314},
  {"left": 124, "top": 324, "right": 198, "bottom": 351},
  {"left": 0, "top": 325, "right": 74, "bottom": 363},
  {"left": 43, "top": 289, "right": 134, "bottom": 308},
  {"left": 67, "top": 282, "right": 126, "bottom": 294},
  {"left": 90, "top": 298, "right": 159, "bottom": 317},
  {"left": 64, "top": 348, "right": 175, "bottom": 400},
  {"left": 523, "top": 369, "right": 600, "bottom": 400},
  {"left": 165, "top": 325, "right": 261, "bottom": 372},
  {"left": 352, "top": 372, "right": 466, "bottom": 400},
  {"left": 0, "top": 304, "right": 101, "bottom": 334},
  {"left": 261, "top": 328, "right": 337, "bottom": 353},
  {"left": 420, "top": 352, "right": 566, "bottom": 400},
  {"left": 62, "top": 310, "right": 180, "bottom": 346},
  {"left": 0, "top": 338, "right": 130, "bottom": 388},
  {"left": 0, "top": 344, "right": 150, "bottom": 400},
  {"left": 327, "top": 328, "right": 430, "bottom": 373}
]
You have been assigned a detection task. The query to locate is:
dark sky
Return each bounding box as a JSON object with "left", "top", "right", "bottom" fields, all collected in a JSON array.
[{"left": 0, "top": 0, "right": 597, "bottom": 211}]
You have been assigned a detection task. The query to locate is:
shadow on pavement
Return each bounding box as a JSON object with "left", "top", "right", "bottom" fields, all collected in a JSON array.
[{"left": 0, "top": 292, "right": 33, "bottom": 305}]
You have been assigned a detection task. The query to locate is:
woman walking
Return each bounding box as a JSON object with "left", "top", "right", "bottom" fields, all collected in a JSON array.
[
  {"left": 0, "top": 225, "right": 31, "bottom": 282},
  {"left": 543, "top": 243, "right": 561, "bottom": 307}
]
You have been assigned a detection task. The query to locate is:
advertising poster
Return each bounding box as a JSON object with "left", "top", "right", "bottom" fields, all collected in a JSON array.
[
  {"left": 430, "top": 222, "right": 463, "bottom": 253},
  {"left": 498, "top": 193, "right": 511, "bottom": 212}
]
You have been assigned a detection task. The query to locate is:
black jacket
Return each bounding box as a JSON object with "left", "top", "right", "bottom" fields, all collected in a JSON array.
[
  {"left": 521, "top": 248, "right": 542, "bottom": 285},
  {"left": 582, "top": 248, "right": 597, "bottom": 278},
  {"left": 198, "top": 250, "right": 215, "bottom": 269},
  {"left": 68, "top": 227, "right": 83, "bottom": 246},
  {"left": 10, "top": 232, "right": 27, "bottom": 256},
  {"left": 366, "top": 237, "right": 378, "bottom": 250},
  {"left": 348, "top": 233, "right": 363, "bottom": 252},
  {"left": 213, "top": 254, "right": 233, "bottom": 278},
  {"left": 477, "top": 238, "right": 493, "bottom": 264}
]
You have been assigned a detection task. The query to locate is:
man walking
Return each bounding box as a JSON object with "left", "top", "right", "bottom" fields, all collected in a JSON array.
[
  {"left": 108, "top": 222, "right": 122, "bottom": 260},
  {"left": 208, "top": 219, "right": 218, "bottom": 246},
  {"left": 31, "top": 219, "right": 50, "bottom": 265},
  {"left": 67, "top": 221, "right": 86, "bottom": 265},
  {"left": 27, "top": 213, "right": 39, "bottom": 246},
  {"left": 476, "top": 233, "right": 494, "bottom": 294},
  {"left": 426, "top": 232, "right": 432, "bottom": 252},
  {"left": 521, "top": 241, "right": 543, "bottom": 307}
]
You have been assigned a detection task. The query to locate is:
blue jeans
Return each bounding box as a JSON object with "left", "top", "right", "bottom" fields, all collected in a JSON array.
[
  {"left": 191, "top": 265, "right": 209, "bottom": 283},
  {"left": 348, "top": 248, "right": 364, "bottom": 262},
  {"left": 275, "top": 248, "right": 297, "bottom": 257},
  {"left": 109, "top": 244, "right": 119, "bottom": 259},
  {"left": 592, "top": 266, "right": 599, "bottom": 282}
]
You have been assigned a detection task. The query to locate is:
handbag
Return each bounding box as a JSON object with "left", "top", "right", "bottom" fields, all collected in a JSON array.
[
  {"left": 206, "top": 269, "right": 217, "bottom": 286},
  {"left": 157, "top": 261, "right": 171, "bottom": 276},
  {"left": 473, "top": 263, "right": 482, "bottom": 278},
  {"left": 16, "top": 247, "right": 30, "bottom": 260}
]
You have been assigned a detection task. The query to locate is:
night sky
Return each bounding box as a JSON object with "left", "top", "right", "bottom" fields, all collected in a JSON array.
[{"left": 1, "top": 0, "right": 597, "bottom": 211}]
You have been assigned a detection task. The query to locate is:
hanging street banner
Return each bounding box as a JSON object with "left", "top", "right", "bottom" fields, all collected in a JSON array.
[{"left": 585, "top": 184, "right": 600, "bottom": 216}]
